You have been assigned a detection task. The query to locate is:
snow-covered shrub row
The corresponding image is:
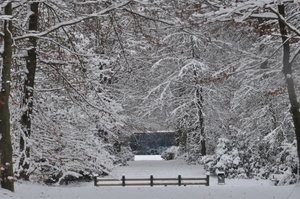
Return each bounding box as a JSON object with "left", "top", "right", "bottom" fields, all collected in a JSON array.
[{"left": 200, "top": 138, "right": 299, "bottom": 184}]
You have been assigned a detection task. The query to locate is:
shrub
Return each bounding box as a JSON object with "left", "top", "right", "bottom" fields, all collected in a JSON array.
[
  {"left": 161, "top": 146, "right": 180, "bottom": 160},
  {"left": 200, "top": 137, "right": 299, "bottom": 183}
]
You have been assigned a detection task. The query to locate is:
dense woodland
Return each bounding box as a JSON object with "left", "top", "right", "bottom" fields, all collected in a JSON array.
[{"left": 1, "top": 0, "right": 300, "bottom": 192}]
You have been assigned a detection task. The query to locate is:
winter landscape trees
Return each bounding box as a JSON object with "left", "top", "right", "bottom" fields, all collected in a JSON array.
[{"left": 0, "top": 0, "right": 300, "bottom": 192}]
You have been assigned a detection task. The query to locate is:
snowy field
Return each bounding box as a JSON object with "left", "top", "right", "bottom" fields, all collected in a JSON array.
[{"left": 1, "top": 155, "right": 300, "bottom": 199}]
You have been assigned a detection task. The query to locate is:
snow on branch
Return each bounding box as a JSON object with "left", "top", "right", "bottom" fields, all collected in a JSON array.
[
  {"left": 143, "top": 80, "right": 171, "bottom": 100},
  {"left": 195, "top": 0, "right": 298, "bottom": 22},
  {"left": 123, "top": 8, "right": 175, "bottom": 26},
  {"left": 194, "top": 0, "right": 265, "bottom": 21},
  {"left": 268, "top": 6, "right": 300, "bottom": 36},
  {"left": 74, "top": 1, "right": 100, "bottom": 5},
  {"left": 178, "top": 59, "right": 208, "bottom": 78},
  {"left": 0, "top": 1, "right": 11, "bottom": 9},
  {"left": 14, "top": 1, "right": 132, "bottom": 41},
  {"left": 0, "top": 15, "right": 12, "bottom": 21},
  {"left": 41, "top": 61, "right": 118, "bottom": 118},
  {"left": 38, "top": 37, "right": 99, "bottom": 57},
  {"left": 290, "top": 44, "right": 300, "bottom": 64}
]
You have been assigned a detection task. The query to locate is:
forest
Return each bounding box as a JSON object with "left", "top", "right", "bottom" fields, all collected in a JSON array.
[{"left": 0, "top": 0, "right": 300, "bottom": 192}]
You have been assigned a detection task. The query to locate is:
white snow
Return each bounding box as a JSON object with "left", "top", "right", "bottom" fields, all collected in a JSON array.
[
  {"left": 1, "top": 155, "right": 300, "bottom": 199},
  {"left": 134, "top": 155, "right": 163, "bottom": 161}
]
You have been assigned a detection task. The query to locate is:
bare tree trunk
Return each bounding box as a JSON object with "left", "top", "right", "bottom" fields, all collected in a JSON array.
[
  {"left": 278, "top": 4, "right": 300, "bottom": 165},
  {"left": 191, "top": 37, "right": 206, "bottom": 156},
  {"left": 196, "top": 86, "right": 206, "bottom": 156},
  {"left": 19, "top": 1, "right": 39, "bottom": 180},
  {"left": 193, "top": 69, "right": 206, "bottom": 156},
  {"left": 0, "top": 2, "right": 14, "bottom": 192}
]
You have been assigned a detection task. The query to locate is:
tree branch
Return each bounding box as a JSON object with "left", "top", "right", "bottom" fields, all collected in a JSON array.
[
  {"left": 14, "top": 1, "right": 132, "bottom": 41},
  {"left": 268, "top": 6, "right": 300, "bottom": 36},
  {"left": 123, "top": 8, "right": 175, "bottom": 26}
]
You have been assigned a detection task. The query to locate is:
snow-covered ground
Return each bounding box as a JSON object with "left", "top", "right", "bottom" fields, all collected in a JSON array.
[
  {"left": 134, "top": 155, "right": 163, "bottom": 161},
  {"left": 1, "top": 155, "right": 299, "bottom": 199}
]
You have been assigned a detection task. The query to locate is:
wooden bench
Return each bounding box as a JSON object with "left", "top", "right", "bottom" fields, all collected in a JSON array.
[{"left": 94, "top": 175, "right": 209, "bottom": 187}]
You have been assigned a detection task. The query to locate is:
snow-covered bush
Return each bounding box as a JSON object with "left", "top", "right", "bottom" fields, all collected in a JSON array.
[
  {"left": 201, "top": 138, "right": 249, "bottom": 179},
  {"left": 113, "top": 146, "right": 135, "bottom": 166},
  {"left": 200, "top": 137, "right": 299, "bottom": 183},
  {"left": 161, "top": 146, "right": 180, "bottom": 160},
  {"left": 269, "top": 141, "right": 299, "bottom": 185}
]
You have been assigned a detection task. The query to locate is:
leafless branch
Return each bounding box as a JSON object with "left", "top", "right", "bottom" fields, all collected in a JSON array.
[{"left": 14, "top": 1, "right": 132, "bottom": 41}]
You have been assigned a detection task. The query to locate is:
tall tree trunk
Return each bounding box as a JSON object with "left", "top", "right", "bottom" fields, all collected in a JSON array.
[
  {"left": 19, "top": 2, "right": 39, "bottom": 180},
  {"left": 193, "top": 68, "right": 206, "bottom": 156},
  {"left": 196, "top": 86, "right": 206, "bottom": 156},
  {"left": 0, "top": 2, "right": 14, "bottom": 192},
  {"left": 278, "top": 5, "right": 300, "bottom": 165},
  {"left": 191, "top": 37, "right": 206, "bottom": 156}
]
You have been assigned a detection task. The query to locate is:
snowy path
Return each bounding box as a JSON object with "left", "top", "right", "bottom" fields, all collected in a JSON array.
[
  {"left": 1, "top": 155, "right": 300, "bottom": 199},
  {"left": 109, "top": 155, "right": 206, "bottom": 179}
]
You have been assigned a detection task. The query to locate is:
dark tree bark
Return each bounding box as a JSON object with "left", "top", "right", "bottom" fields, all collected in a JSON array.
[
  {"left": 0, "top": 2, "right": 14, "bottom": 192},
  {"left": 278, "top": 4, "right": 300, "bottom": 165},
  {"left": 19, "top": 2, "right": 39, "bottom": 180},
  {"left": 196, "top": 86, "right": 206, "bottom": 156}
]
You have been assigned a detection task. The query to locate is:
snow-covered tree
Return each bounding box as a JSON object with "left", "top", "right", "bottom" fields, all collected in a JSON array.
[
  {"left": 7, "top": 0, "right": 134, "bottom": 184},
  {"left": 192, "top": 0, "right": 300, "bottom": 181},
  {"left": 196, "top": 0, "right": 300, "bottom": 165}
]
